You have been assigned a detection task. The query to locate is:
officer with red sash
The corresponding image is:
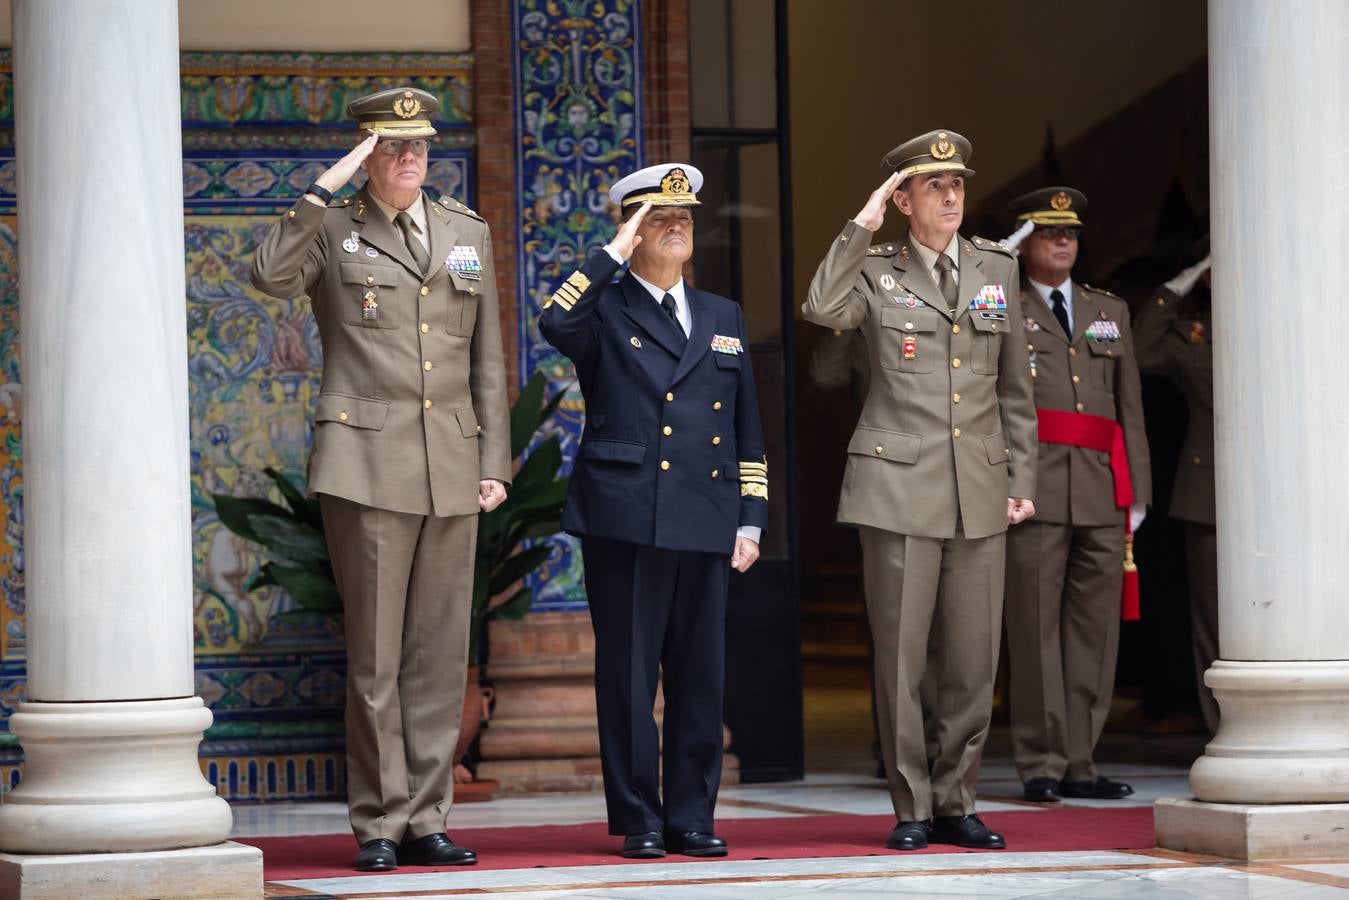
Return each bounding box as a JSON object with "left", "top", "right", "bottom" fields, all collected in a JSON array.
[{"left": 1001, "top": 188, "right": 1151, "bottom": 803}]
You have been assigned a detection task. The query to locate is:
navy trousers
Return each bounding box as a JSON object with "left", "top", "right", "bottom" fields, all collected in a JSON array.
[{"left": 581, "top": 536, "right": 730, "bottom": 835}]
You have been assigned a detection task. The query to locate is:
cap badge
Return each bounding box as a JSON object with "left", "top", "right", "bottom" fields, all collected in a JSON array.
[
  {"left": 1050, "top": 191, "right": 1072, "bottom": 211},
  {"left": 661, "top": 168, "right": 691, "bottom": 195},
  {"left": 930, "top": 132, "right": 956, "bottom": 161},
  {"left": 394, "top": 91, "right": 422, "bottom": 120}
]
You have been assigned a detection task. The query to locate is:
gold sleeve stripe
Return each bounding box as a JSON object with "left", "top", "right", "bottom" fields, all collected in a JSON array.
[
  {"left": 566, "top": 271, "right": 592, "bottom": 292},
  {"left": 739, "top": 464, "right": 768, "bottom": 475},
  {"left": 547, "top": 291, "right": 574, "bottom": 311},
  {"left": 557, "top": 282, "right": 583, "bottom": 301},
  {"left": 741, "top": 483, "right": 768, "bottom": 499}
]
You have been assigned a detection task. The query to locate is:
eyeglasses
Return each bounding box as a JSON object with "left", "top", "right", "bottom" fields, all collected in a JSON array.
[
  {"left": 375, "top": 139, "right": 430, "bottom": 157},
  {"left": 1037, "top": 226, "right": 1081, "bottom": 241}
]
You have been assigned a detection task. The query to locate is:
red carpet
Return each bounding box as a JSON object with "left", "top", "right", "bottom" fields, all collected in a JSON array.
[{"left": 241, "top": 807, "right": 1154, "bottom": 882}]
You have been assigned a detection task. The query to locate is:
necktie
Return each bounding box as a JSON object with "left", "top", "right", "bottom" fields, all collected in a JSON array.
[
  {"left": 1050, "top": 288, "right": 1071, "bottom": 337},
  {"left": 395, "top": 211, "right": 430, "bottom": 275},
  {"left": 936, "top": 254, "right": 957, "bottom": 311}
]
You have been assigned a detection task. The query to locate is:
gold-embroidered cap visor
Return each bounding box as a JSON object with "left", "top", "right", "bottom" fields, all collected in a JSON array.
[
  {"left": 1009, "top": 186, "right": 1088, "bottom": 228},
  {"left": 611, "top": 163, "right": 705, "bottom": 209},
  {"left": 348, "top": 87, "right": 440, "bottom": 138},
  {"left": 883, "top": 129, "right": 975, "bottom": 181}
]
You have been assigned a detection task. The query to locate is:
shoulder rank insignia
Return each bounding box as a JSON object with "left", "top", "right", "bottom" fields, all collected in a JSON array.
[
  {"left": 1082, "top": 282, "right": 1125, "bottom": 303},
  {"left": 972, "top": 236, "right": 1013, "bottom": 256},
  {"left": 866, "top": 243, "right": 898, "bottom": 257}
]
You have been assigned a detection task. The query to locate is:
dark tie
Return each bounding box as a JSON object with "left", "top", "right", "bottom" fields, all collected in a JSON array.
[
  {"left": 936, "top": 255, "right": 957, "bottom": 311},
  {"left": 395, "top": 210, "right": 430, "bottom": 275},
  {"left": 1050, "top": 288, "right": 1071, "bottom": 337}
]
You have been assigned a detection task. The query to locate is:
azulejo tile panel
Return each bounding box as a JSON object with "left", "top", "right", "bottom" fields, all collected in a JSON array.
[
  {"left": 0, "top": 52, "right": 476, "bottom": 801},
  {"left": 514, "top": 0, "right": 644, "bottom": 611}
]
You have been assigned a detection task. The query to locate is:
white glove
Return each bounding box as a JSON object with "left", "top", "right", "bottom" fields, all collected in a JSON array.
[
  {"left": 1000, "top": 220, "right": 1035, "bottom": 255},
  {"left": 1163, "top": 255, "right": 1211, "bottom": 297},
  {"left": 1129, "top": 502, "right": 1147, "bottom": 533}
]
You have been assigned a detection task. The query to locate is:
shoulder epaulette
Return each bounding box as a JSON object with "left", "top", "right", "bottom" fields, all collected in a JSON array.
[
  {"left": 440, "top": 195, "right": 484, "bottom": 221},
  {"left": 1081, "top": 282, "right": 1126, "bottom": 303},
  {"left": 970, "top": 236, "right": 1013, "bottom": 257},
  {"left": 866, "top": 242, "right": 899, "bottom": 257},
  {"left": 328, "top": 196, "right": 354, "bottom": 208}
]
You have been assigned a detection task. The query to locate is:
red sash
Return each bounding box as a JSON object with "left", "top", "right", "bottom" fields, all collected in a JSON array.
[{"left": 1035, "top": 409, "right": 1140, "bottom": 621}]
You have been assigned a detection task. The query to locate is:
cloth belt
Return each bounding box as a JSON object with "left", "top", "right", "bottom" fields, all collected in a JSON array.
[{"left": 1035, "top": 408, "right": 1140, "bottom": 621}]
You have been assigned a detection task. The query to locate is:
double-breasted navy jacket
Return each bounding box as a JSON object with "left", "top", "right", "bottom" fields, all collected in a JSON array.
[{"left": 539, "top": 249, "right": 768, "bottom": 555}]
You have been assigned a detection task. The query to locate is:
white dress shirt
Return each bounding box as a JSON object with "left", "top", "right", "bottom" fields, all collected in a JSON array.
[{"left": 1027, "top": 275, "right": 1074, "bottom": 334}]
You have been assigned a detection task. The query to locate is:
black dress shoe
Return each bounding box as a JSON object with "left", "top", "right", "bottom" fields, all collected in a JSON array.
[
  {"left": 664, "top": 830, "right": 728, "bottom": 857},
  {"left": 1059, "top": 775, "right": 1134, "bottom": 799},
  {"left": 396, "top": 832, "right": 478, "bottom": 866},
  {"left": 1023, "top": 776, "right": 1062, "bottom": 802},
  {"left": 930, "top": 815, "right": 1006, "bottom": 849},
  {"left": 621, "top": 831, "right": 666, "bottom": 859},
  {"left": 354, "top": 838, "right": 398, "bottom": 872},
  {"left": 885, "top": 820, "right": 930, "bottom": 850}
]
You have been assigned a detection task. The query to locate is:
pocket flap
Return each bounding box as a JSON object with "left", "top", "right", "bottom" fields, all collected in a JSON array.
[
  {"left": 982, "top": 432, "right": 1010, "bottom": 465},
  {"left": 448, "top": 270, "right": 482, "bottom": 293},
  {"left": 339, "top": 262, "right": 400, "bottom": 287},
  {"left": 455, "top": 406, "right": 480, "bottom": 438},
  {"left": 1086, "top": 338, "right": 1120, "bottom": 357},
  {"left": 583, "top": 439, "right": 647, "bottom": 464},
  {"left": 714, "top": 352, "right": 743, "bottom": 369},
  {"left": 969, "top": 312, "right": 1008, "bottom": 333},
  {"left": 315, "top": 392, "right": 390, "bottom": 431},
  {"left": 847, "top": 426, "right": 922, "bottom": 464},
  {"left": 881, "top": 306, "right": 940, "bottom": 333}
]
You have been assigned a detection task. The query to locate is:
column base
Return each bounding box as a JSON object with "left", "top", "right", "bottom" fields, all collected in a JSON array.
[
  {"left": 1155, "top": 797, "right": 1349, "bottom": 860},
  {"left": 0, "top": 841, "right": 261, "bottom": 899},
  {"left": 0, "top": 698, "right": 231, "bottom": 853}
]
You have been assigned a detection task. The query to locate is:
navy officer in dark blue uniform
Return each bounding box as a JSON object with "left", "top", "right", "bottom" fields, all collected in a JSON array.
[{"left": 539, "top": 163, "right": 768, "bottom": 859}]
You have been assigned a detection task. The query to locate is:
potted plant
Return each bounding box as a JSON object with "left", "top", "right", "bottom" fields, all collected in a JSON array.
[{"left": 210, "top": 370, "right": 570, "bottom": 796}]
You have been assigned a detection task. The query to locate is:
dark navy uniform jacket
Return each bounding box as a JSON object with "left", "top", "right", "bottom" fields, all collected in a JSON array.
[{"left": 539, "top": 249, "right": 768, "bottom": 555}]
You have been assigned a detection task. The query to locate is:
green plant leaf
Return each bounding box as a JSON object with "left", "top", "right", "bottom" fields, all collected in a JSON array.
[
  {"left": 509, "top": 372, "right": 547, "bottom": 458},
  {"left": 488, "top": 543, "right": 554, "bottom": 597},
  {"left": 511, "top": 436, "right": 563, "bottom": 493},
  {"left": 249, "top": 515, "right": 329, "bottom": 564},
  {"left": 265, "top": 562, "right": 342, "bottom": 613},
  {"left": 212, "top": 494, "right": 293, "bottom": 544},
  {"left": 263, "top": 466, "right": 322, "bottom": 529},
  {"left": 488, "top": 587, "right": 534, "bottom": 621}
]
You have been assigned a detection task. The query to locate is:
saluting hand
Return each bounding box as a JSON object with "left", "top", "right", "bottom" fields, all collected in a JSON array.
[
  {"left": 853, "top": 172, "right": 905, "bottom": 232},
  {"left": 314, "top": 133, "right": 379, "bottom": 195},
  {"left": 608, "top": 201, "right": 652, "bottom": 261},
  {"left": 1007, "top": 497, "right": 1036, "bottom": 525}
]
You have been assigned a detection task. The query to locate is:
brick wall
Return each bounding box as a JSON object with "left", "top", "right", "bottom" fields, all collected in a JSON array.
[{"left": 642, "top": 0, "right": 691, "bottom": 164}]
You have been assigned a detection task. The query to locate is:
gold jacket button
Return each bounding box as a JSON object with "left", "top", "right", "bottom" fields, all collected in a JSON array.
[
  {"left": 712, "top": 436, "right": 721, "bottom": 446},
  {"left": 951, "top": 324, "right": 961, "bottom": 334},
  {"left": 713, "top": 401, "right": 722, "bottom": 410},
  {"left": 424, "top": 399, "right": 432, "bottom": 409},
  {"left": 711, "top": 469, "right": 720, "bottom": 478},
  {"left": 468, "top": 286, "right": 477, "bottom": 295},
  {"left": 663, "top": 426, "right": 673, "bottom": 436},
  {"left": 424, "top": 360, "right": 433, "bottom": 371},
  {"left": 874, "top": 445, "right": 884, "bottom": 454},
  {"left": 1072, "top": 374, "right": 1080, "bottom": 383},
  {"left": 338, "top": 411, "right": 349, "bottom": 422},
  {"left": 1027, "top": 343, "right": 1034, "bottom": 351},
  {"left": 1193, "top": 456, "right": 1202, "bottom": 464},
  {"left": 905, "top": 321, "right": 914, "bottom": 330},
  {"left": 660, "top": 460, "right": 671, "bottom": 471},
  {"left": 421, "top": 323, "right": 429, "bottom": 333},
  {"left": 477, "top": 425, "right": 482, "bottom": 433},
  {"left": 953, "top": 393, "right": 961, "bottom": 403},
  {"left": 287, "top": 209, "right": 296, "bottom": 219},
  {"left": 366, "top": 275, "right": 375, "bottom": 285},
  {"left": 1157, "top": 297, "right": 1166, "bottom": 306},
  {"left": 1069, "top": 347, "right": 1078, "bottom": 356},
  {"left": 666, "top": 392, "right": 675, "bottom": 402},
  {"left": 953, "top": 427, "right": 961, "bottom": 438},
  {"left": 952, "top": 358, "right": 961, "bottom": 368},
  {"left": 1075, "top": 402, "right": 1085, "bottom": 412},
  {"left": 420, "top": 286, "right": 430, "bottom": 296}
]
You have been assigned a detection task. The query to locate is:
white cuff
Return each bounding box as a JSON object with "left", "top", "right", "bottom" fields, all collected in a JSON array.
[
  {"left": 736, "top": 526, "right": 762, "bottom": 545},
  {"left": 1129, "top": 502, "right": 1148, "bottom": 533},
  {"left": 603, "top": 244, "right": 624, "bottom": 264}
]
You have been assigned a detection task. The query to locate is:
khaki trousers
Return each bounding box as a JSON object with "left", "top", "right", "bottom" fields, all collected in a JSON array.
[
  {"left": 1004, "top": 521, "right": 1122, "bottom": 783},
  {"left": 1185, "top": 522, "right": 1219, "bottom": 732},
  {"left": 320, "top": 494, "right": 477, "bottom": 844},
  {"left": 859, "top": 525, "right": 1005, "bottom": 822}
]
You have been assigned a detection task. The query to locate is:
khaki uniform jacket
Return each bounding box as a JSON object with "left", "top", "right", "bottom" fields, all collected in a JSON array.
[
  {"left": 1134, "top": 286, "right": 1214, "bottom": 525},
  {"left": 1021, "top": 279, "right": 1151, "bottom": 525},
  {"left": 804, "top": 222, "right": 1037, "bottom": 540},
  {"left": 251, "top": 186, "right": 511, "bottom": 517}
]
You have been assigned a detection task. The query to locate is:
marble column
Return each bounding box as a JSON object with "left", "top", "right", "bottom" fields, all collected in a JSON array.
[
  {"left": 1155, "top": 0, "right": 1349, "bottom": 860},
  {"left": 0, "top": 1, "right": 259, "bottom": 894}
]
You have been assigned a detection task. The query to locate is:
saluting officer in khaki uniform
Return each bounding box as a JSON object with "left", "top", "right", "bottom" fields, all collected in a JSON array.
[
  {"left": 1135, "top": 248, "right": 1217, "bottom": 731},
  {"left": 1001, "top": 188, "right": 1150, "bottom": 803},
  {"left": 251, "top": 87, "right": 511, "bottom": 873},
  {"left": 804, "top": 130, "right": 1037, "bottom": 852}
]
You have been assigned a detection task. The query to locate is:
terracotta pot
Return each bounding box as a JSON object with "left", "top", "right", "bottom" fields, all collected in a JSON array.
[{"left": 452, "top": 665, "right": 497, "bottom": 802}]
